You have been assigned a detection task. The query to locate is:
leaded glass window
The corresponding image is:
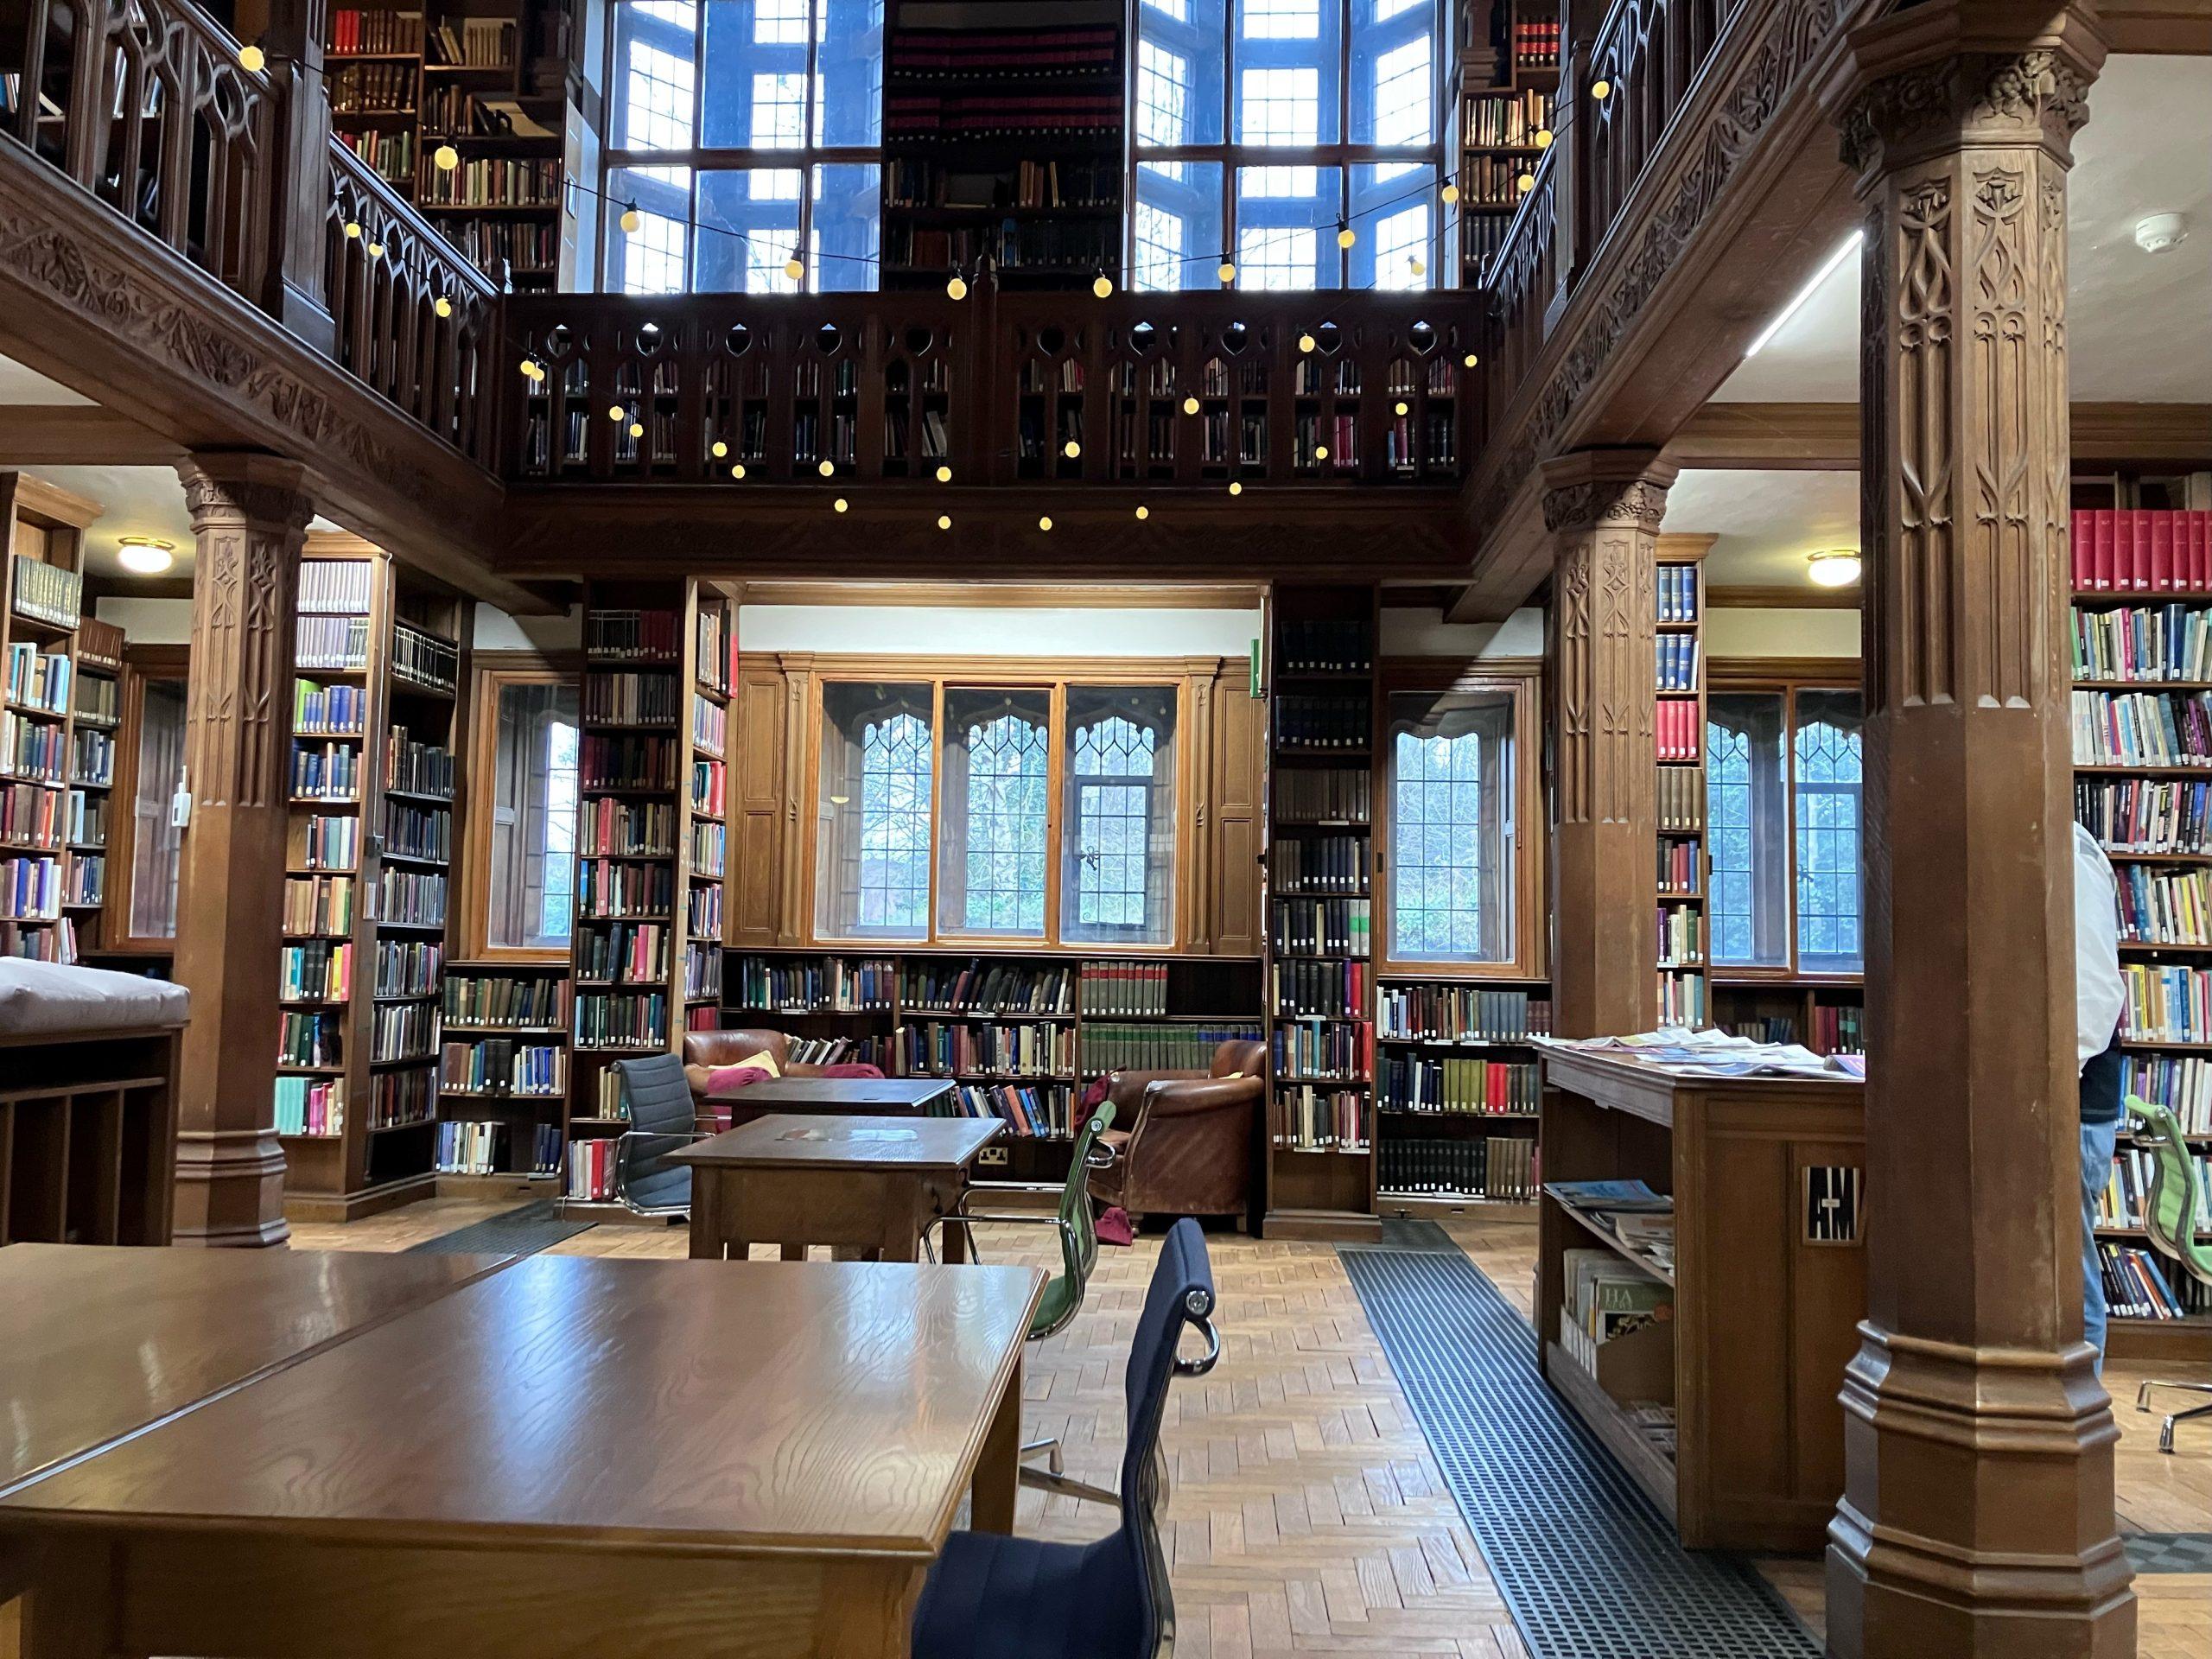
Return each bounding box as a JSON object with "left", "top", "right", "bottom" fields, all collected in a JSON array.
[
  {"left": 940, "top": 690, "right": 1051, "bottom": 937},
  {"left": 817, "top": 683, "right": 932, "bottom": 938},
  {"left": 1385, "top": 688, "right": 1513, "bottom": 962},
  {"left": 1794, "top": 691, "right": 1865, "bottom": 974}
]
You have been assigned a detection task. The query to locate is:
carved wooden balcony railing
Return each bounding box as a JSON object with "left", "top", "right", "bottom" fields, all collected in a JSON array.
[
  {"left": 327, "top": 147, "right": 503, "bottom": 468},
  {"left": 3, "top": 0, "right": 276, "bottom": 301},
  {"left": 503, "top": 289, "right": 1478, "bottom": 490}
]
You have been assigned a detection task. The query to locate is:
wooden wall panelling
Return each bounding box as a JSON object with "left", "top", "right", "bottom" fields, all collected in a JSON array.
[
  {"left": 733, "top": 662, "right": 787, "bottom": 948},
  {"left": 1210, "top": 657, "right": 1265, "bottom": 958},
  {"left": 778, "top": 654, "right": 816, "bottom": 945}
]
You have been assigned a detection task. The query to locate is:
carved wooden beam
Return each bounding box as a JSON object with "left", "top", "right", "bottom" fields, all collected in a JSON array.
[
  {"left": 0, "top": 405, "right": 188, "bottom": 467},
  {"left": 1668, "top": 400, "right": 2212, "bottom": 467},
  {"left": 2101, "top": 0, "right": 2212, "bottom": 53}
]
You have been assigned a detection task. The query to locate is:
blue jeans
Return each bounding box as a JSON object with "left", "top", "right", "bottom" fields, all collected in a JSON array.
[{"left": 2081, "top": 1116, "right": 2120, "bottom": 1373}]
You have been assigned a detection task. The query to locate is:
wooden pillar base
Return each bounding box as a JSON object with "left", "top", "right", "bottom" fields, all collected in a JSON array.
[
  {"left": 1825, "top": 1325, "right": 2133, "bottom": 1659},
  {"left": 171, "top": 1126, "right": 291, "bottom": 1247}
]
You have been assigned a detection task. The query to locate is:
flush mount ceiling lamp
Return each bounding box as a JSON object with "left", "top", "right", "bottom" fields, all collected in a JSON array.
[
  {"left": 2135, "top": 213, "right": 2190, "bottom": 254},
  {"left": 117, "top": 536, "right": 175, "bottom": 575},
  {"left": 1807, "top": 548, "right": 1862, "bottom": 588}
]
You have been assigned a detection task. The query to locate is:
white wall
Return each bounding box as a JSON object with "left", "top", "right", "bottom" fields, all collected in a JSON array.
[
  {"left": 1707, "top": 607, "right": 1861, "bottom": 658},
  {"left": 94, "top": 595, "right": 193, "bottom": 645},
  {"left": 737, "top": 604, "right": 1263, "bottom": 658},
  {"left": 1382, "top": 605, "right": 1544, "bottom": 658},
  {"left": 475, "top": 604, "right": 583, "bottom": 655}
]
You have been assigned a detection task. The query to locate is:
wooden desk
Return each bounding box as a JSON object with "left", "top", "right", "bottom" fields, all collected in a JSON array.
[
  {"left": 1538, "top": 1046, "right": 1866, "bottom": 1552},
  {"left": 699, "top": 1076, "right": 956, "bottom": 1132},
  {"left": 675, "top": 1113, "right": 1004, "bottom": 1264},
  {"left": 0, "top": 1254, "right": 1045, "bottom": 1659}
]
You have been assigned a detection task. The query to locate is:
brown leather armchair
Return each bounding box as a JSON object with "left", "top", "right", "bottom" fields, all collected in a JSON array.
[
  {"left": 681, "top": 1028, "right": 825, "bottom": 1076},
  {"left": 1089, "top": 1039, "right": 1265, "bottom": 1223}
]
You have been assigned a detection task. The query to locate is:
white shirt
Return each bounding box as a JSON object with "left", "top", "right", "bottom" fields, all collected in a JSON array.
[{"left": 2074, "top": 822, "right": 2126, "bottom": 1071}]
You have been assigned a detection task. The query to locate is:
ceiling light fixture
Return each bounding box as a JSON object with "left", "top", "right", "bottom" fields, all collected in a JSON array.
[
  {"left": 2135, "top": 213, "right": 2190, "bottom": 254},
  {"left": 1745, "top": 229, "right": 1861, "bottom": 359},
  {"left": 1807, "top": 548, "right": 1862, "bottom": 588},
  {"left": 117, "top": 536, "right": 175, "bottom": 575}
]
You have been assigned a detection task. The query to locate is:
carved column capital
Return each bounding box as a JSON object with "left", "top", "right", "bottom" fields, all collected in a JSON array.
[
  {"left": 1538, "top": 449, "right": 1677, "bottom": 535},
  {"left": 1821, "top": 0, "right": 2107, "bottom": 182},
  {"left": 177, "top": 453, "right": 315, "bottom": 534}
]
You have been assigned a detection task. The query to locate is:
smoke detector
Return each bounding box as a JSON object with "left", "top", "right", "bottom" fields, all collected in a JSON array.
[{"left": 2135, "top": 213, "right": 2190, "bottom": 254}]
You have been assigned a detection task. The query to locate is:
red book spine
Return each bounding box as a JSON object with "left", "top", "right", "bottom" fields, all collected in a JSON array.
[
  {"left": 2195, "top": 511, "right": 2210, "bottom": 594},
  {"left": 2133, "top": 510, "right": 2152, "bottom": 593},
  {"left": 2154, "top": 512, "right": 2176, "bottom": 594},
  {"left": 2094, "top": 509, "right": 2115, "bottom": 590},
  {"left": 2071, "top": 508, "right": 2089, "bottom": 591}
]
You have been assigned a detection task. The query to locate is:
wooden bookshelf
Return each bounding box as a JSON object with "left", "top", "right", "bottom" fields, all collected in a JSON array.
[
  {"left": 435, "top": 958, "right": 569, "bottom": 1193},
  {"left": 2069, "top": 468, "right": 2212, "bottom": 1358},
  {"left": 1263, "top": 584, "right": 1381, "bottom": 1237},
  {"left": 327, "top": 0, "right": 578, "bottom": 291},
  {"left": 0, "top": 474, "right": 99, "bottom": 968},
  {"left": 1655, "top": 544, "right": 1707, "bottom": 1029},
  {"left": 880, "top": 0, "right": 1124, "bottom": 291},
  {"left": 277, "top": 534, "right": 474, "bottom": 1222},
  {"left": 718, "top": 945, "right": 1262, "bottom": 1192},
  {"left": 1453, "top": 0, "right": 1556, "bottom": 283},
  {"left": 67, "top": 614, "right": 122, "bottom": 957}
]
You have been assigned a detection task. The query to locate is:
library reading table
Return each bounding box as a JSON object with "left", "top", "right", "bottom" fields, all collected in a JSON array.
[
  {"left": 0, "top": 1252, "right": 1043, "bottom": 1659},
  {"left": 673, "top": 1111, "right": 1005, "bottom": 1263}
]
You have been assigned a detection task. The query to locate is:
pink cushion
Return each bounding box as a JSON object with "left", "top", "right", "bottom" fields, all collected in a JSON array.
[
  {"left": 817, "top": 1062, "right": 887, "bottom": 1079},
  {"left": 704, "top": 1062, "right": 776, "bottom": 1096}
]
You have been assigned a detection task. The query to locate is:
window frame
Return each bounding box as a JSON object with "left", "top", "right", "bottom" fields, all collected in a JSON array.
[
  {"left": 1375, "top": 658, "right": 1544, "bottom": 981},
  {"left": 461, "top": 659, "right": 584, "bottom": 963},
  {"left": 596, "top": 0, "right": 885, "bottom": 294},
  {"left": 1705, "top": 664, "right": 1866, "bottom": 988},
  {"left": 1128, "top": 0, "right": 1452, "bottom": 290},
  {"left": 804, "top": 664, "right": 1196, "bottom": 952}
]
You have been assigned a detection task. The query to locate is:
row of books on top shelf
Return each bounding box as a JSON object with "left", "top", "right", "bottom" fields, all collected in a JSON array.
[
  {"left": 2073, "top": 604, "right": 2212, "bottom": 683},
  {"left": 1279, "top": 620, "right": 1372, "bottom": 674},
  {"left": 2114, "top": 862, "right": 2212, "bottom": 945},
  {"left": 1658, "top": 905, "right": 1702, "bottom": 969},
  {"left": 2125, "top": 1054, "right": 2212, "bottom": 1135},
  {"left": 391, "top": 622, "right": 458, "bottom": 693},
  {"left": 2101, "top": 1242, "right": 2212, "bottom": 1319},
  {"left": 2097, "top": 1142, "right": 2211, "bottom": 1233},
  {"left": 1376, "top": 983, "right": 1552, "bottom": 1042},
  {"left": 442, "top": 1039, "right": 565, "bottom": 1097},
  {"left": 300, "top": 561, "right": 373, "bottom": 613},
  {"left": 428, "top": 16, "right": 516, "bottom": 67},
  {"left": 1656, "top": 565, "right": 1700, "bottom": 623},
  {"left": 1274, "top": 957, "right": 1369, "bottom": 1017},
  {"left": 1464, "top": 87, "right": 1552, "bottom": 149},
  {"left": 586, "top": 608, "right": 683, "bottom": 662},
  {"left": 1381, "top": 1053, "right": 1541, "bottom": 1114},
  {"left": 1658, "top": 969, "right": 1707, "bottom": 1027},
  {"left": 1273, "top": 898, "right": 1370, "bottom": 957},
  {"left": 1659, "top": 839, "right": 1700, "bottom": 894},
  {"left": 1274, "top": 695, "right": 1369, "bottom": 751},
  {"left": 1275, "top": 767, "right": 1372, "bottom": 823},
  {"left": 1657, "top": 765, "right": 1705, "bottom": 833},
  {"left": 4, "top": 643, "right": 68, "bottom": 712},
  {"left": 2070, "top": 510, "right": 2212, "bottom": 594},
  {"left": 1275, "top": 1085, "right": 1369, "bottom": 1152},
  {"left": 730, "top": 953, "right": 898, "bottom": 1011},
  {"left": 695, "top": 604, "right": 731, "bottom": 695},
  {"left": 1083, "top": 1022, "right": 1261, "bottom": 1074},
  {"left": 1511, "top": 16, "right": 1561, "bottom": 69},
  {"left": 1382, "top": 1133, "right": 1539, "bottom": 1200},
  {"left": 895, "top": 1020, "right": 1074, "bottom": 1077},
  {"left": 887, "top": 22, "right": 1120, "bottom": 78},
  {"left": 1656, "top": 698, "right": 1700, "bottom": 762},
  {"left": 2078, "top": 779, "right": 2212, "bottom": 855},
  {"left": 327, "top": 7, "right": 420, "bottom": 55},
  {"left": 885, "top": 156, "right": 1120, "bottom": 211},
  {"left": 882, "top": 220, "right": 1116, "bottom": 273},
  {"left": 933, "top": 1081, "right": 1074, "bottom": 1140},
  {"left": 1656, "top": 635, "right": 1699, "bottom": 693},
  {"left": 11, "top": 556, "right": 80, "bottom": 628},
  {"left": 297, "top": 614, "right": 371, "bottom": 671},
  {"left": 438, "top": 1120, "right": 563, "bottom": 1178},
  {"left": 274, "top": 1075, "right": 344, "bottom": 1138},
  {"left": 2071, "top": 688, "right": 2212, "bottom": 769}
]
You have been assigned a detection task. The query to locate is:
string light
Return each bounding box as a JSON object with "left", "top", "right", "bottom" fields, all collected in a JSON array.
[
  {"left": 1395, "top": 400, "right": 1408, "bottom": 416},
  {"left": 1463, "top": 353, "right": 1479, "bottom": 368},
  {"left": 731, "top": 462, "right": 747, "bottom": 479},
  {"left": 434, "top": 296, "right": 452, "bottom": 318},
  {"left": 1299, "top": 333, "right": 1316, "bottom": 353},
  {"left": 628, "top": 422, "right": 644, "bottom": 438},
  {"left": 1038, "top": 515, "right": 1052, "bottom": 531},
  {"left": 817, "top": 459, "right": 837, "bottom": 477},
  {"left": 1535, "top": 128, "right": 1554, "bottom": 149},
  {"left": 935, "top": 465, "right": 952, "bottom": 483},
  {"left": 238, "top": 43, "right": 265, "bottom": 71},
  {"left": 1135, "top": 505, "right": 1149, "bottom": 520},
  {"left": 620, "top": 200, "right": 642, "bottom": 235},
  {"left": 344, "top": 220, "right": 360, "bottom": 238},
  {"left": 434, "top": 143, "right": 459, "bottom": 171},
  {"left": 785, "top": 249, "right": 804, "bottom": 282},
  {"left": 946, "top": 274, "right": 969, "bottom": 301},
  {"left": 1409, "top": 256, "right": 1425, "bottom": 277},
  {"left": 1092, "top": 272, "right": 1113, "bottom": 298},
  {"left": 834, "top": 498, "right": 849, "bottom": 513},
  {"left": 1181, "top": 396, "right": 1199, "bottom": 415},
  {"left": 518, "top": 358, "right": 542, "bottom": 380},
  {"left": 1591, "top": 79, "right": 1611, "bottom": 99},
  {"left": 1314, "top": 444, "right": 1329, "bottom": 461},
  {"left": 607, "top": 404, "right": 625, "bottom": 422},
  {"left": 365, "top": 241, "right": 383, "bottom": 259},
  {"left": 1217, "top": 261, "right": 1236, "bottom": 284},
  {"left": 1337, "top": 222, "right": 1356, "bottom": 250},
  {"left": 1441, "top": 182, "right": 1459, "bottom": 205},
  {"left": 1228, "top": 481, "right": 1243, "bottom": 496},
  {"left": 1063, "top": 440, "right": 1081, "bottom": 459},
  {"left": 711, "top": 441, "right": 728, "bottom": 458},
  {"left": 938, "top": 515, "right": 952, "bottom": 530},
  {"left": 1517, "top": 172, "right": 1535, "bottom": 194}
]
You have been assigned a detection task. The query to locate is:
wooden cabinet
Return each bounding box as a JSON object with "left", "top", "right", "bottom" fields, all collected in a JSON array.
[{"left": 1538, "top": 1046, "right": 1866, "bottom": 1551}]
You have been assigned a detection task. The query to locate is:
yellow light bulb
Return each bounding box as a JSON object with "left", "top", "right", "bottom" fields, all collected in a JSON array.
[
  {"left": 1395, "top": 400, "right": 1408, "bottom": 416},
  {"left": 434, "top": 143, "right": 459, "bottom": 172},
  {"left": 785, "top": 253, "right": 804, "bottom": 282},
  {"left": 1036, "top": 514, "right": 1052, "bottom": 532},
  {"left": 1463, "top": 353, "right": 1479, "bottom": 368},
  {"left": 628, "top": 422, "right": 644, "bottom": 438},
  {"left": 238, "top": 43, "right": 266, "bottom": 72},
  {"left": 1063, "top": 440, "right": 1080, "bottom": 460},
  {"left": 1181, "top": 396, "right": 1199, "bottom": 415},
  {"left": 1092, "top": 273, "right": 1113, "bottom": 299},
  {"left": 1441, "top": 182, "right": 1459, "bottom": 205},
  {"left": 1409, "top": 257, "right": 1426, "bottom": 277},
  {"left": 1337, "top": 226, "right": 1356, "bottom": 250},
  {"left": 1314, "top": 444, "right": 1329, "bottom": 461},
  {"left": 365, "top": 242, "right": 383, "bottom": 259},
  {"left": 938, "top": 515, "right": 952, "bottom": 530},
  {"left": 519, "top": 358, "right": 540, "bottom": 379},
  {"left": 434, "top": 296, "right": 452, "bottom": 318},
  {"left": 711, "top": 441, "right": 728, "bottom": 458},
  {"left": 620, "top": 202, "right": 641, "bottom": 235},
  {"left": 1217, "top": 261, "right": 1236, "bottom": 283},
  {"left": 1535, "top": 128, "right": 1554, "bottom": 149},
  {"left": 344, "top": 221, "right": 360, "bottom": 239},
  {"left": 1299, "top": 333, "right": 1316, "bottom": 353},
  {"left": 834, "top": 498, "right": 849, "bottom": 513},
  {"left": 935, "top": 465, "right": 951, "bottom": 483},
  {"left": 1228, "top": 481, "right": 1243, "bottom": 497},
  {"left": 731, "top": 463, "right": 747, "bottom": 480},
  {"left": 1135, "top": 505, "right": 1149, "bottom": 521},
  {"left": 946, "top": 275, "right": 968, "bottom": 301},
  {"left": 1591, "top": 79, "right": 1611, "bottom": 100},
  {"left": 1517, "top": 173, "right": 1535, "bottom": 194},
  {"left": 817, "top": 459, "right": 835, "bottom": 477},
  {"left": 608, "top": 404, "right": 624, "bottom": 422}
]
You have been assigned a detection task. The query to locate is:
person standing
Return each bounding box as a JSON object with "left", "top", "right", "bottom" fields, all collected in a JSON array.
[{"left": 2075, "top": 821, "right": 2127, "bottom": 1370}]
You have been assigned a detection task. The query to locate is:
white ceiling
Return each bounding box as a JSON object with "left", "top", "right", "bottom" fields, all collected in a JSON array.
[
  {"left": 28, "top": 465, "right": 195, "bottom": 582},
  {"left": 1664, "top": 468, "right": 1860, "bottom": 588},
  {"left": 1715, "top": 54, "right": 2212, "bottom": 404}
]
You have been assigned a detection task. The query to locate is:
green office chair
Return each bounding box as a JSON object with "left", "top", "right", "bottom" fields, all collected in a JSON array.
[
  {"left": 923, "top": 1099, "right": 1119, "bottom": 1503},
  {"left": 2122, "top": 1095, "right": 2212, "bottom": 1452}
]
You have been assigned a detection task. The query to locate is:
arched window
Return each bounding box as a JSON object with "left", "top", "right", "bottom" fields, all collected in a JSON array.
[
  {"left": 942, "top": 695, "right": 1052, "bottom": 936},
  {"left": 1793, "top": 693, "right": 1864, "bottom": 974},
  {"left": 1065, "top": 687, "right": 1179, "bottom": 944},
  {"left": 1385, "top": 688, "right": 1513, "bottom": 963},
  {"left": 1131, "top": 0, "right": 1446, "bottom": 290},
  {"left": 817, "top": 683, "right": 933, "bottom": 938}
]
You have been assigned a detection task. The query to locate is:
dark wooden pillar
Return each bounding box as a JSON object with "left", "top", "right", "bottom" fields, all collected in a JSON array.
[
  {"left": 1820, "top": 5, "right": 2129, "bottom": 1654},
  {"left": 170, "top": 454, "right": 312, "bottom": 1247},
  {"left": 1544, "top": 449, "right": 1670, "bottom": 1038},
  {"left": 238, "top": 0, "right": 335, "bottom": 353}
]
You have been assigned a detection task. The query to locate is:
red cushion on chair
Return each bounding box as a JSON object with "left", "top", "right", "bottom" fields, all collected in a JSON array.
[
  {"left": 1096, "top": 1205, "right": 1135, "bottom": 1247},
  {"left": 817, "top": 1062, "right": 887, "bottom": 1079}
]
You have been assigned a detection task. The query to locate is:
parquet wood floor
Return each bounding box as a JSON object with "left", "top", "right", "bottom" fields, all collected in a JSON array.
[{"left": 283, "top": 1205, "right": 2212, "bottom": 1659}]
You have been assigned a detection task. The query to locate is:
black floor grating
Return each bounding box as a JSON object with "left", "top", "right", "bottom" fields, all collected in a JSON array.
[
  {"left": 1339, "top": 1245, "right": 1820, "bottom": 1659},
  {"left": 2124, "top": 1532, "right": 2212, "bottom": 1573},
  {"left": 404, "top": 1199, "right": 598, "bottom": 1257}
]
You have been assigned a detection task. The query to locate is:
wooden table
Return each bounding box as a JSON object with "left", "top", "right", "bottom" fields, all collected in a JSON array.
[
  {"left": 674, "top": 1113, "right": 1005, "bottom": 1264},
  {"left": 0, "top": 1253, "right": 1045, "bottom": 1659},
  {"left": 699, "top": 1075, "right": 957, "bottom": 1133}
]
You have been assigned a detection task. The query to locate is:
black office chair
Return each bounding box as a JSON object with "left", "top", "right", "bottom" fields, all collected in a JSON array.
[
  {"left": 606, "top": 1053, "right": 709, "bottom": 1219},
  {"left": 910, "top": 1217, "right": 1220, "bottom": 1659}
]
